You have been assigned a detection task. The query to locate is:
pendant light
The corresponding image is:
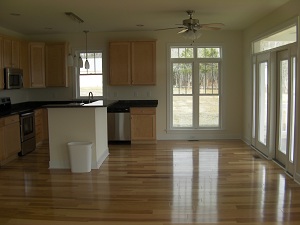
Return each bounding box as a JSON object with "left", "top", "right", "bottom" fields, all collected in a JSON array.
[
  {"left": 73, "top": 54, "right": 78, "bottom": 67},
  {"left": 78, "top": 55, "right": 83, "bottom": 68},
  {"left": 67, "top": 53, "right": 74, "bottom": 66},
  {"left": 84, "top": 30, "right": 90, "bottom": 69}
]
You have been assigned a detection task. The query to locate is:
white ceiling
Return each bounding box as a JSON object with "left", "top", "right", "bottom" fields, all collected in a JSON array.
[{"left": 0, "top": 0, "right": 290, "bottom": 35}]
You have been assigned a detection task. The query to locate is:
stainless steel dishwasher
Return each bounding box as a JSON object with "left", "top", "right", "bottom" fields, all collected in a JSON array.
[{"left": 107, "top": 107, "right": 131, "bottom": 141}]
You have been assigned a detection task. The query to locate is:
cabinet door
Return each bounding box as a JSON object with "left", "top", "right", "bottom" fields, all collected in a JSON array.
[
  {"left": 3, "top": 38, "right": 12, "bottom": 68},
  {"left": 20, "top": 41, "right": 30, "bottom": 88},
  {"left": 35, "top": 109, "right": 43, "bottom": 144},
  {"left": 4, "top": 122, "right": 21, "bottom": 158},
  {"left": 45, "top": 43, "right": 68, "bottom": 87},
  {"left": 3, "top": 38, "right": 20, "bottom": 68},
  {"left": 130, "top": 107, "right": 156, "bottom": 143},
  {"left": 35, "top": 108, "right": 49, "bottom": 145},
  {"left": 12, "top": 40, "right": 20, "bottom": 68},
  {"left": 131, "top": 41, "right": 156, "bottom": 85},
  {"left": 30, "top": 42, "right": 45, "bottom": 88},
  {"left": 109, "top": 42, "right": 131, "bottom": 85}
]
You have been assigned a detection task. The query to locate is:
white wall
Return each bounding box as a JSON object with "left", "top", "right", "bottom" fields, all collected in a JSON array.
[{"left": 0, "top": 27, "right": 244, "bottom": 141}]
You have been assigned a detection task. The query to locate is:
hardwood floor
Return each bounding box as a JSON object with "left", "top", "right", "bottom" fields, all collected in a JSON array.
[{"left": 0, "top": 140, "right": 300, "bottom": 225}]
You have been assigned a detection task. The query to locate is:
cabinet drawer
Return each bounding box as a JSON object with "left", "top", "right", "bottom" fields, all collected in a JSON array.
[
  {"left": 4, "top": 115, "right": 19, "bottom": 125},
  {"left": 130, "top": 107, "right": 156, "bottom": 115}
]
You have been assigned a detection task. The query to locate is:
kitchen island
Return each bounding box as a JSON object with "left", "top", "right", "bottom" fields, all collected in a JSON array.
[{"left": 46, "top": 100, "right": 113, "bottom": 170}]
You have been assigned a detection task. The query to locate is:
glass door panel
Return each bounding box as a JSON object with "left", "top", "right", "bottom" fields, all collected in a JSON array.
[
  {"left": 278, "top": 59, "right": 288, "bottom": 155},
  {"left": 253, "top": 52, "right": 270, "bottom": 157},
  {"left": 258, "top": 62, "right": 268, "bottom": 146},
  {"left": 289, "top": 56, "right": 296, "bottom": 164}
]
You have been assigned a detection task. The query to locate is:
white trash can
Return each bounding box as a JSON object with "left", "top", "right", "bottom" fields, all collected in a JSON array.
[{"left": 67, "top": 142, "right": 93, "bottom": 173}]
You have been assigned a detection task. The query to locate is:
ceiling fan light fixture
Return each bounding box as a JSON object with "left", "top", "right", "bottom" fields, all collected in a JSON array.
[{"left": 181, "top": 29, "right": 202, "bottom": 40}]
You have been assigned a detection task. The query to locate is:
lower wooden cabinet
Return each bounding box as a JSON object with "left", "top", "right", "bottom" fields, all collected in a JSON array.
[
  {"left": 0, "top": 115, "right": 21, "bottom": 166},
  {"left": 35, "top": 108, "right": 48, "bottom": 145},
  {"left": 130, "top": 107, "right": 156, "bottom": 144}
]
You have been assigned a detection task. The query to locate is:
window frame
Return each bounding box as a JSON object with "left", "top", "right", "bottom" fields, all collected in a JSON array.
[
  {"left": 75, "top": 50, "right": 105, "bottom": 100},
  {"left": 167, "top": 44, "right": 223, "bottom": 132}
]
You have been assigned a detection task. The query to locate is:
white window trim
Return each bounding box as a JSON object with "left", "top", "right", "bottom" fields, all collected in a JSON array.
[
  {"left": 73, "top": 49, "right": 106, "bottom": 100},
  {"left": 166, "top": 43, "right": 223, "bottom": 133}
]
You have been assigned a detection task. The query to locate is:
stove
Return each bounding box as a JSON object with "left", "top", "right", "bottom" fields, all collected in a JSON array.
[{"left": 0, "top": 97, "right": 11, "bottom": 116}]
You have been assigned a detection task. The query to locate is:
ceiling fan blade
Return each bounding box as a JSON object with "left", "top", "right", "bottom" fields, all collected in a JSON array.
[
  {"left": 201, "top": 23, "right": 225, "bottom": 28},
  {"left": 200, "top": 26, "right": 222, "bottom": 31},
  {"left": 177, "top": 28, "right": 188, "bottom": 34},
  {"left": 154, "top": 26, "right": 186, "bottom": 31}
]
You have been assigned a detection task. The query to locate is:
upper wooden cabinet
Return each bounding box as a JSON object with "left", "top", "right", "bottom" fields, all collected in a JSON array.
[
  {"left": 3, "top": 37, "right": 20, "bottom": 68},
  {"left": 20, "top": 40, "right": 30, "bottom": 88},
  {"left": 29, "top": 42, "right": 45, "bottom": 88},
  {"left": 109, "top": 40, "right": 156, "bottom": 85},
  {"left": 45, "top": 42, "right": 68, "bottom": 87}
]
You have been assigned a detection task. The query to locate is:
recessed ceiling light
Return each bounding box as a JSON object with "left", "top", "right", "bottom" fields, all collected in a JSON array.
[
  {"left": 45, "top": 27, "right": 53, "bottom": 30},
  {"left": 10, "top": 13, "right": 21, "bottom": 16},
  {"left": 136, "top": 24, "right": 144, "bottom": 27}
]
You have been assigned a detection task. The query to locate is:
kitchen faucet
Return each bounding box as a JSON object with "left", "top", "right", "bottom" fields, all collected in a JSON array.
[{"left": 88, "top": 92, "right": 93, "bottom": 103}]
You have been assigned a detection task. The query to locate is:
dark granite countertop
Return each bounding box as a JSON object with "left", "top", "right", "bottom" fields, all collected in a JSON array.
[
  {"left": 0, "top": 99, "right": 158, "bottom": 118},
  {"left": 107, "top": 100, "right": 158, "bottom": 112}
]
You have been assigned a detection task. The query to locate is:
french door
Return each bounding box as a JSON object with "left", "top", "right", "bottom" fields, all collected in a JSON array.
[
  {"left": 252, "top": 45, "right": 297, "bottom": 175},
  {"left": 275, "top": 49, "right": 296, "bottom": 174}
]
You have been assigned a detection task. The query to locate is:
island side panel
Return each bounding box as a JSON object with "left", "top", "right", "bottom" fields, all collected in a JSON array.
[
  {"left": 95, "top": 107, "right": 109, "bottom": 168},
  {"left": 48, "top": 107, "right": 97, "bottom": 169}
]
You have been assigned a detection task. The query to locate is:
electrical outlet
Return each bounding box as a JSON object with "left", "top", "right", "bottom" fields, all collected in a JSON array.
[{"left": 134, "top": 91, "right": 138, "bottom": 97}]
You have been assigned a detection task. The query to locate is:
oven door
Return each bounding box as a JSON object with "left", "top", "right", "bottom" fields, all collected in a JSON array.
[{"left": 20, "top": 112, "right": 35, "bottom": 142}]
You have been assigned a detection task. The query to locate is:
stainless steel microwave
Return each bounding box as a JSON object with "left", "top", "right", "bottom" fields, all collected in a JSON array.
[{"left": 4, "top": 68, "right": 23, "bottom": 89}]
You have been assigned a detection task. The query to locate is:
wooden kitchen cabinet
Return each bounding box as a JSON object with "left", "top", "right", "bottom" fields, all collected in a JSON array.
[
  {"left": 3, "top": 37, "right": 20, "bottom": 68},
  {"left": 0, "top": 115, "right": 21, "bottom": 166},
  {"left": 109, "top": 40, "right": 156, "bottom": 85},
  {"left": 29, "top": 42, "right": 45, "bottom": 88},
  {"left": 130, "top": 107, "right": 156, "bottom": 144},
  {"left": 35, "top": 108, "right": 48, "bottom": 145},
  {"left": 45, "top": 42, "right": 68, "bottom": 87},
  {"left": 20, "top": 40, "right": 30, "bottom": 88}
]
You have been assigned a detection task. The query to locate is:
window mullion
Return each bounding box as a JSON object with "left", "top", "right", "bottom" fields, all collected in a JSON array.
[{"left": 194, "top": 61, "right": 199, "bottom": 128}]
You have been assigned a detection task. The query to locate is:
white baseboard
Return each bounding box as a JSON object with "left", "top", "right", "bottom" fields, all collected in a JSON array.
[{"left": 95, "top": 148, "right": 109, "bottom": 169}]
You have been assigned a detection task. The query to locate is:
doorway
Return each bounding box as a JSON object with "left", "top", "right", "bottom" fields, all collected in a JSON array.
[{"left": 252, "top": 44, "right": 297, "bottom": 175}]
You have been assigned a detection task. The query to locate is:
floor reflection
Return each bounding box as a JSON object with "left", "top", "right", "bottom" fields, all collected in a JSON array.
[{"left": 172, "top": 147, "right": 219, "bottom": 223}]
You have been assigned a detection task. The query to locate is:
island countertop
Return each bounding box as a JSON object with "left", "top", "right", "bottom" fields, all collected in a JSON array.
[{"left": 44, "top": 100, "right": 117, "bottom": 108}]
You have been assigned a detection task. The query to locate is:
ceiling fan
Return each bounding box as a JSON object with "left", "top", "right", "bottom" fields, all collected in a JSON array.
[{"left": 157, "top": 10, "right": 224, "bottom": 40}]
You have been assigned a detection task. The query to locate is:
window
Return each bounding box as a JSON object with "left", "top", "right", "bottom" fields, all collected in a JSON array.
[
  {"left": 169, "top": 46, "right": 221, "bottom": 129},
  {"left": 76, "top": 52, "right": 103, "bottom": 98},
  {"left": 253, "top": 25, "right": 297, "bottom": 53}
]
